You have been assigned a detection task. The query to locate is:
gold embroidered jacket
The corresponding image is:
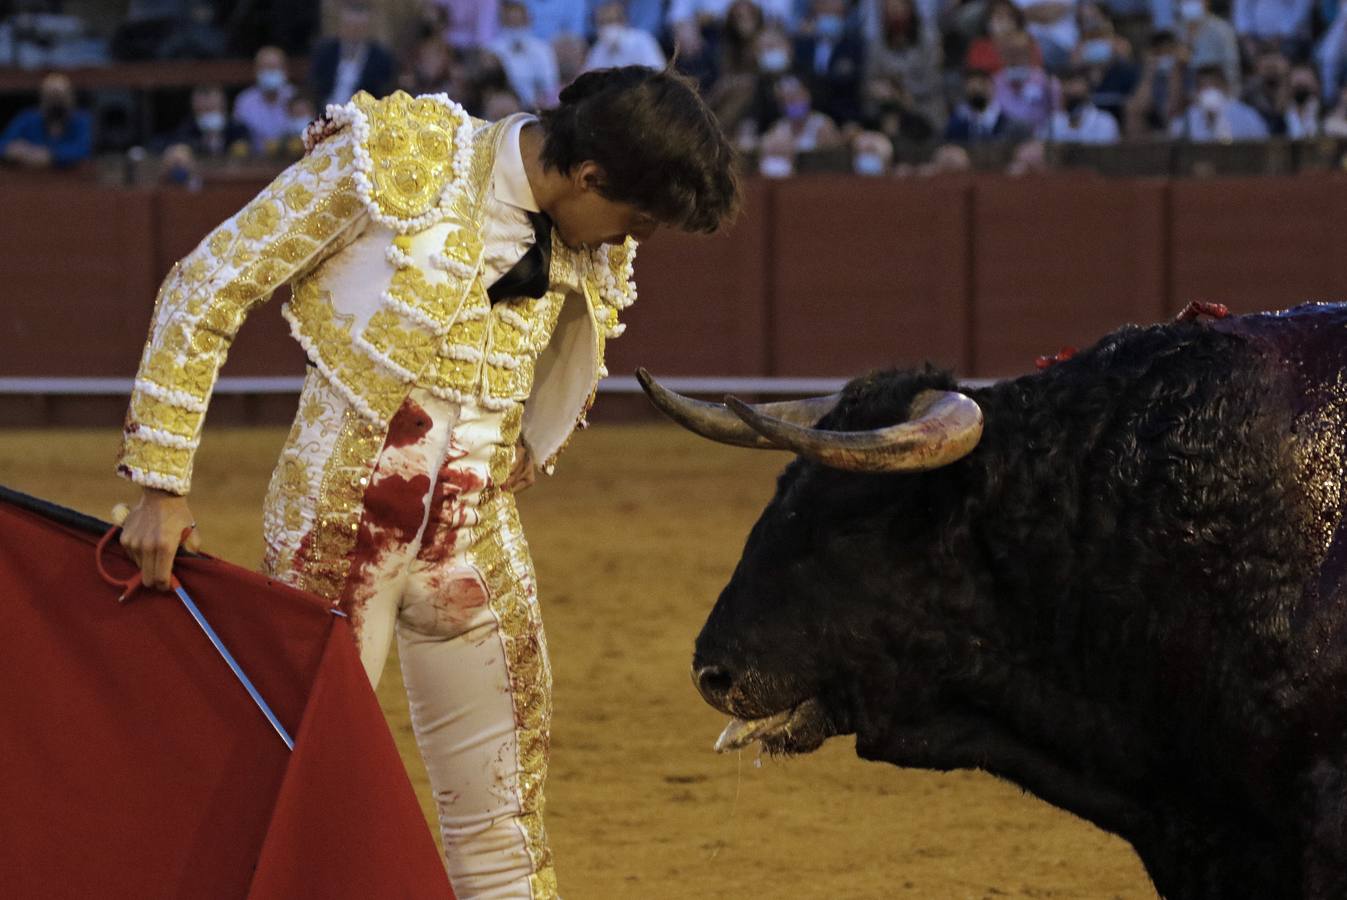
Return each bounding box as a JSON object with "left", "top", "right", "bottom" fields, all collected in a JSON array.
[{"left": 117, "top": 91, "right": 636, "bottom": 495}]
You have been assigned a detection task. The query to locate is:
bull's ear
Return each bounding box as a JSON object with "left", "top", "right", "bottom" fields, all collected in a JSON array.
[
  {"left": 635, "top": 368, "right": 840, "bottom": 450},
  {"left": 724, "top": 390, "right": 984, "bottom": 474}
]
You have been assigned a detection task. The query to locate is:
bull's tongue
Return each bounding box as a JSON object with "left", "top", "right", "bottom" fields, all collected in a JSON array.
[{"left": 714, "top": 708, "right": 793, "bottom": 753}]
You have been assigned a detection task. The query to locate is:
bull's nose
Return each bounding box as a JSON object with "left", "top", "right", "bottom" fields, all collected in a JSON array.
[{"left": 693, "top": 664, "right": 736, "bottom": 708}]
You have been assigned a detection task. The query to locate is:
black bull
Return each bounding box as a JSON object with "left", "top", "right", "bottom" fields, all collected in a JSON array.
[{"left": 641, "top": 303, "right": 1347, "bottom": 899}]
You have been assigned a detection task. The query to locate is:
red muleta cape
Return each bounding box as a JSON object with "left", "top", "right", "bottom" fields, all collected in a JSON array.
[{"left": 0, "top": 486, "right": 454, "bottom": 899}]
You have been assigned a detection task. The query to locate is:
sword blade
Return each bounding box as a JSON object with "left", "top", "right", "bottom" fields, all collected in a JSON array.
[{"left": 172, "top": 584, "right": 295, "bottom": 752}]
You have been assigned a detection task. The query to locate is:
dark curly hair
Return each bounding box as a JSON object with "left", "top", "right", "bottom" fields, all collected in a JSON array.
[{"left": 538, "top": 66, "right": 741, "bottom": 234}]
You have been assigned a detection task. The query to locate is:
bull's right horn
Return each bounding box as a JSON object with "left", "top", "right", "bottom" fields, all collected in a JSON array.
[
  {"left": 724, "top": 389, "right": 983, "bottom": 473},
  {"left": 636, "top": 368, "right": 841, "bottom": 449}
]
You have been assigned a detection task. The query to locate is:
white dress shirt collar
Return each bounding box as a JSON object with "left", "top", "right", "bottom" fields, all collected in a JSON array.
[{"left": 492, "top": 113, "right": 542, "bottom": 214}]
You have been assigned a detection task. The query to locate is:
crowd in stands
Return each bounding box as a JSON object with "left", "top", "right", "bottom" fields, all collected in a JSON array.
[{"left": 6, "top": 0, "right": 1347, "bottom": 180}]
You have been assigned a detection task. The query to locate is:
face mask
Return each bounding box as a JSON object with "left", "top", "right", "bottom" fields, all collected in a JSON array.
[
  {"left": 498, "top": 26, "right": 529, "bottom": 41},
  {"left": 197, "top": 111, "right": 226, "bottom": 132},
  {"left": 42, "top": 102, "right": 69, "bottom": 122},
  {"left": 853, "top": 152, "right": 887, "bottom": 175},
  {"left": 1198, "top": 87, "right": 1225, "bottom": 112},
  {"left": 1293, "top": 87, "right": 1315, "bottom": 105},
  {"left": 1064, "top": 94, "right": 1088, "bottom": 114},
  {"left": 1180, "top": 0, "right": 1204, "bottom": 20},
  {"left": 1081, "top": 39, "right": 1112, "bottom": 66},
  {"left": 785, "top": 99, "right": 811, "bottom": 120},
  {"left": 758, "top": 48, "right": 789, "bottom": 72},
  {"left": 759, "top": 155, "right": 793, "bottom": 177},
  {"left": 598, "top": 24, "right": 624, "bottom": 42},
  {"left": 257, "top": 69, "right": 287, "bottom": 91},
  {"left": 1155, "top": 55, "right": 1175, "bottom": 73},
  {"left": 1005, "top": 65, "right": 1032, "bottom": 83},
  {"left": 167, "top": 164, "right": 194, "bottom": 186},
  {"left": 814, "top": 14, "right": 845, "bottom": 40},
  {"left": 967, "top": 93, "right": 990, "bottom": 112}
]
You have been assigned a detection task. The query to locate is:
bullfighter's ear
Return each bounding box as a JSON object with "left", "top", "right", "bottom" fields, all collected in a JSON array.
[
  {"left": 723, "top": 391, "right": 984, "bottom": 474},
  {"left": 635, "top": 368, "right": 839, "bottom": 450}
]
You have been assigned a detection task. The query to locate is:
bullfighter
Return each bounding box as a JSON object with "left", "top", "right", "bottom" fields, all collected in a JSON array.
[{"left": 114, "top": 66, "right": 739, "bottom": 899}]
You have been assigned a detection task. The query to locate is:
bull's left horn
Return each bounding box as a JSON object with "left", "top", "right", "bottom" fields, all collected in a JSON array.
[
  {"left": 724, "top": 389, "right": 983, "bottom": 473},
  {"left": 636, "top": 368, "right": 841, "bottom": 449}
]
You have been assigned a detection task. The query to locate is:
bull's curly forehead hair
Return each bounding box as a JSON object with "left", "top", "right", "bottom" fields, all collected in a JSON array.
[{"left": 538, "top": 66, "right": 741, "bottom": 234}]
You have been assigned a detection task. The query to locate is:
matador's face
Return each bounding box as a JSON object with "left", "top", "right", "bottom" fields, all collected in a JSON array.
[{"left": 548, "top": 161, "right": 659, "bottom": 250}]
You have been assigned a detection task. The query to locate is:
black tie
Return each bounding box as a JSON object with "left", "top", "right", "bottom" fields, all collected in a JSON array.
[{"left": 487, "top": 211, "right": 552, "bottom": 304}]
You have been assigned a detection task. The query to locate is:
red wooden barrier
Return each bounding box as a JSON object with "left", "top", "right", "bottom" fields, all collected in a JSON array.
[
  {"left": 971, "top": 175, "right": 1169, "bottom": 377},
  {"left": 769, "top": 175, "right": 972, "bottom": 377},
  {"left": 1168, "top": 176, "right": 1347, "bottom": 316},
  {"left": 3, "top": 174, "right": 1344, "bottom": 383},
  {"left": 0, "top": 183, "right": 157, "bottom": 376}
]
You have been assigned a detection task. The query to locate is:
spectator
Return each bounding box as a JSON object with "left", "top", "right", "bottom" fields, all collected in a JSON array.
[
  {"left": 1170, "top": 63, "right": 1270, "bottom": 140},
  {"left": 904, "top": 141, "right": 973, "bottom": 174},
  {"left": 869, "top": 0, "right": 945, "bottom": 125},
  {"left": 157, "top": 84, "right": 250, "bottom": 159},
  {"left": 0, "top": 73, "right": 93, "bottom": 170},
  {"left": 1284, "top": 64, "right": 1323, "bottom": 136},
  {"left": 761, "top": 74, "right": 845, "bottom": 151},
  {"left": 489, "top": 1, "right": 560, "bottom": 108},
  {"left": 964, "top": 0, "right": 1044, "bottom": 73},
  {"left": 278, "top": 95, "right": 318, "bottom": 157},
  {"left": 720, "top": 0, "right": 769, "bottom": 76},
  {"left": 156, "top": 1, "right": 227, "bottom": 60},
  {"left": 522, "top": 0, "right": 587, "bottom": 40},
  {"left": 851, "top": 129, "right": 896, "bottom": 172},
  {"left": 158, "top": 142, "right": 202, "bottom": 191},
  {"left": 584, "top": 1, "right": 666, "bottom": 71},
  {"left": 1125, "top": 28, "right": 1186, "bottom": 135},
  {"left": 310, "top": 1, "right": 396, "bottom": 109},
  {"left": 400, "top": 36, "right": 456, "bottom": 95},
  {"left": 1007, "top": 137, "right": 1049, "bottom": 172},
  {"left": 1042, "top": 67, "right": 1121, "bottom": 140},
  {"left": 553, "top": 33, "right": 589, "bottom": 86},
  {"left": 482, "top": 86, "right": 525, "bottom": 119},
  {"left": 668, "top": 0, "right": 795, "bottom": 60},
  {"left": 427, "top": 0, "right": 500, "bottom": 51},
  {"left": 757, "top": 124, "right": 798, "bottom": 175},
  {"left": 1069, "top": 3, "right": 1138, "bottom": 122},
  {"left": 794, "top": 0, "right": 867, "bottom": 123},
  {"left": 233, "top": 46, "right": 296, "bottom": 155},
  {"left": 705, "top": 2, "right": 774, "bottom": 129},
  {"left": 945, "top": 67, "right": 1026, "bottom": 139},
  {"left": 1242, "top": 46, "right": 1292, "bottom": 134},
  {"left": 1179, "top": 0, "right": 1240, "bottom": 90},
  {"left": 862, "top": 72, "right": 938, "bottom": 146},
  {"left": 1318, "top": 4, "right": 1347, "bottom": 100},
  {"left": 1322, "top": 83, "right": 1347, "bottom": 135},
  {"left": 1012, "top": 0, "right": 1079, "bottom": 70},
  {"left": 1234, "top": 0, "right": 1313, "bottom": 61},
  {"left": 993, "top": 30, "right": 1060, "bottom": 130}
]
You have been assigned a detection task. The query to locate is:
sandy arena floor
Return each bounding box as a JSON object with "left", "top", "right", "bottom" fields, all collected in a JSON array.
[{"left": 0, "top": 424, "right": 1156, "bottom": 899}]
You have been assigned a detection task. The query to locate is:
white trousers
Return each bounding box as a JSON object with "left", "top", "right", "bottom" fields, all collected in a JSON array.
[{"left": 263, "top": 373, "right": 556, "bottom": 899}]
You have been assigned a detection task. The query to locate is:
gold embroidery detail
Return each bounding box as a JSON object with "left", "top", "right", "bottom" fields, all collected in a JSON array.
[
  {"left": 354, "top": 91, "right": 467, "bottom": 222},
  {"left": 469, "top": 492, "right": 554, "bottom": 885},
  {"left": 295, "top": 408, "right": 383, "bottom": 600},
  {"left": 289, "top": 280, "right": 412, "bottom": 422},
  {"left": 208, "top": 229, "right": 234, "bottom": 258}
]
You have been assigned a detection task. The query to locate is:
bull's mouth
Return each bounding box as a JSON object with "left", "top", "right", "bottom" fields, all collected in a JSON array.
[{"left": 714, "top": 698, "right": 833, "bottom": 755}]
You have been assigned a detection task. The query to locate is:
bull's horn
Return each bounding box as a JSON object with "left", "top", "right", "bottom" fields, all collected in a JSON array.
[
  {"left": 636, "top": 368, "right": 842, "bottom": 449},
  {"left": 724, "top": 389, "right": 983, "bottom": 473}
]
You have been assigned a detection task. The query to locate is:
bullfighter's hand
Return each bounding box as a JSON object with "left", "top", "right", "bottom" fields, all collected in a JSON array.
[
  {"left": 502, "top": 440, "right": 537, "bottom": 493},
  {"left": 117, "top": 488, "right": 200, "bottom": 591}
]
